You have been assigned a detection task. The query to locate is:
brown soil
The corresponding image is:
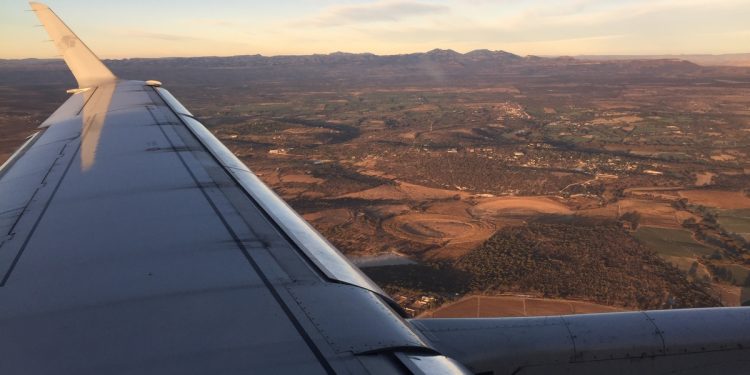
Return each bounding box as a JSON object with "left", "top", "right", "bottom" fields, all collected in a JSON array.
[
  {"left": 618, "top": 199, "right": 689, "bottom": 228},
  {"left": 303, "top": 208, "right": 352, "bottom": 227},
  {"left": 422, "top": 295, "right": 625, "bottom": 318},
  {"left": 340, "top": 181, "right": 470, "bottom": 201},
  {"left": 710, "top": 284, "right": 750, "bottom": 307},
  {"left": 662, "top": 255, "right": 711, "bottom": 281},
  {"left": 468, "top": 196, "right": 571, "bottom": 219},
  {"left": 579, "top": 199, "right": 698, "bottom": 228},
  {"left": 382, "top": 213, "right": 495, "bottom": 246},
  {"left": 695, "top": 172, "right": 716, "bottom": 186},
  {"left": 678, "top": 190, "right": 750, "bottom": 209},
  {"left": 710, "top": 154, "right": 736, "bottom": 161},
  {"left": 281, "top": 173, "right": 324, "bottom": 184},
  {"left": 589, "top": 115, "right": 643, "bottom": 125},
  {"left": 578, "top": 205, "right": 620, "bottom": 219}
]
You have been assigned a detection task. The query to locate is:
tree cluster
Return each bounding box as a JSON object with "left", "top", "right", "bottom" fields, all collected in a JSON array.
[{"left": 456, "top": 220, "right": 719, "bottom": 309}]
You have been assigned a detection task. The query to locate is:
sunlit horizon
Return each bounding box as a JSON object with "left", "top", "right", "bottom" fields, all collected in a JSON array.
[{"left": 1, "top": 0, "right": 749, "bottom": 59}]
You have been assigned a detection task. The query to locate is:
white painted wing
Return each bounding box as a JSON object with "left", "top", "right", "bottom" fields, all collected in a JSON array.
[{"left": 30, "top": 2, "right": 116, "bottom": 88}]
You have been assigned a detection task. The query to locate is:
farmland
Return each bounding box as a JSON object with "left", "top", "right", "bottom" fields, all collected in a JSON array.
[
  {"left": 634, "top": 226, "right": 717, "bottom": 257},
  {"left": 422, "top": 295, "right": 624, "bottom": 318},
  {"left": 718, "top": 209, "right": 750, "bottom": 240}
]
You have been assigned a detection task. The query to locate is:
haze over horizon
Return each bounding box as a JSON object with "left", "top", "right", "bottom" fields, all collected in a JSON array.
[{"left": 1, "top": 0, "right": 749, "bottom": 59}]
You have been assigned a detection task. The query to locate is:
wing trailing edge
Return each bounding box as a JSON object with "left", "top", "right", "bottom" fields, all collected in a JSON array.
[{"left": 30, "top": 2, "right": 116, "bottom": 88}]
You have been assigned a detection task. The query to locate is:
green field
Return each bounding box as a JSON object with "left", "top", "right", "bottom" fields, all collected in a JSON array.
[
  {"left": 634, "top": 226, "right": 717, "bottom": 257},
  {"left": 718, "top": 209, "right": 750, "bottom": 240},
  {"left": 726, "top": 264, "right": 750, "bottom": 286}
]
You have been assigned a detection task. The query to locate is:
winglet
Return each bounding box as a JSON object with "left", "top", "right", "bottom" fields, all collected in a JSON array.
[{"left": 30, "top": 2, "right": 116, "bottom": 88}]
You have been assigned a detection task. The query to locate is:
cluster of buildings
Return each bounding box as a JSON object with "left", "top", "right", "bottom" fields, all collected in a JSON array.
[{"left": 392, "top": 294, "right": 439, "bottom": 317}]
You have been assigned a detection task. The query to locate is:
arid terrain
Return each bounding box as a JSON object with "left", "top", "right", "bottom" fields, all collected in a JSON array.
[{"left": 2, "top": 50, "right": 750, "bottom": 316}]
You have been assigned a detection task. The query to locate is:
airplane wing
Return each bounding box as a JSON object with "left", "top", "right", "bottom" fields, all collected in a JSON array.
[{"left": 1, "top": 2, "right": 748, "bottom": 374}]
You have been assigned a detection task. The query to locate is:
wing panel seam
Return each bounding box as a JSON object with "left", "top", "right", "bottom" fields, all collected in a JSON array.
[
  {"left": 0, "top": 138, "right": 81, "bottom": 286},
  {"left": 144, "top": 105, "right": 337, "bottom": 375}
]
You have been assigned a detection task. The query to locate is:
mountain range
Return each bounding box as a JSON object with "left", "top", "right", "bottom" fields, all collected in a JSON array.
[{"left": 1, "top": 49, "right": 748, "bottom": 88}]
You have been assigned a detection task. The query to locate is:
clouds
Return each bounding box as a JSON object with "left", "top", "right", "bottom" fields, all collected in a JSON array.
[
  {"left": 500, "top": 0, "right": 749, "bottom": 29},
  {"left": 306, "top": 1, "right": 449, "bottom": 26},
  {"left": 311, "top": 0, "right": 750, "bottom": 55},
  {"left": 4, "top": 0, "right": 749, "bottom": 58},
  {"left": 185, "top": 18, "right": 241, "bottom": 28},
  {"left": 120, "top": 31, "right": 201, "bottom": 42}
]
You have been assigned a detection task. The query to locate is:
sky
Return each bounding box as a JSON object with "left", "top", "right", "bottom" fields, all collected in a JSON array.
[{"left": 1, "top": 0, "right": 749, "bottom": 59}]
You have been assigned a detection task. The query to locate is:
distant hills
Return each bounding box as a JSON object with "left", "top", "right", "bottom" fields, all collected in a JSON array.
[
  {"left": 4, "top": 49, "right": 749, "bottom": 67},
  {"left": 1, "top": 49, "right": 748, "bottom": 87},
  {"left": 572, "top": 53, "right": 750, "bottom": 67},
  {"left": 111, "top": 48, "right": 527, "bottom": 67}
]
